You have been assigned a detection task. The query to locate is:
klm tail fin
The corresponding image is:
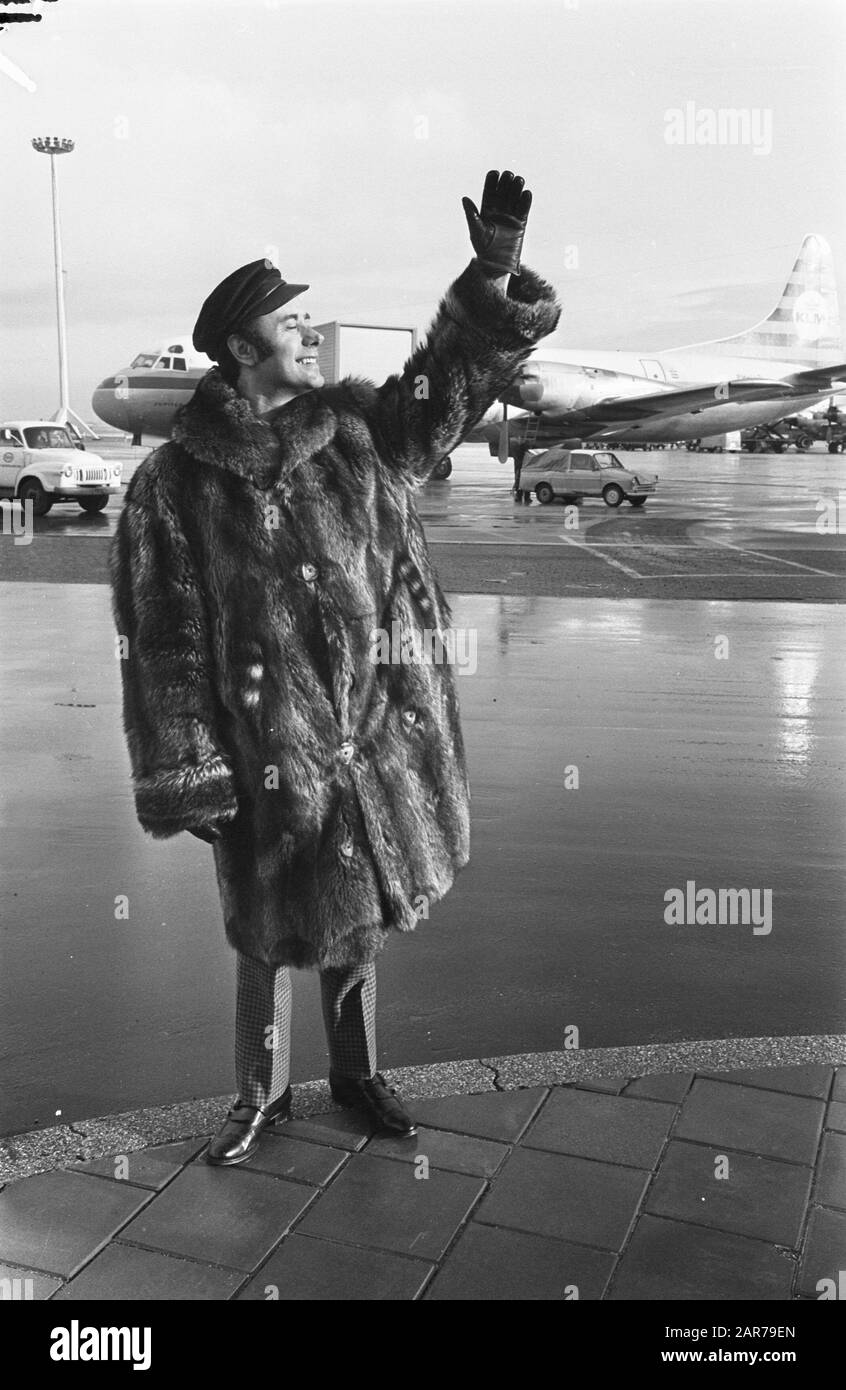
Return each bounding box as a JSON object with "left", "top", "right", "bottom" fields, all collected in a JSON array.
[{"left": 708, "top": 234, "right": 842, "bottom": 367}]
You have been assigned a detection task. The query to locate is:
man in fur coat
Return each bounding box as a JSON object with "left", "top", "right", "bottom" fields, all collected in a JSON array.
[{"left": 110, "top": 170, "right": 560, "bottom": 1164}]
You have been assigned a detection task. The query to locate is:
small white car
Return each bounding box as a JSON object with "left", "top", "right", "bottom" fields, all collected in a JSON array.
[
  {"left": 0, "top": 421, "right": 122, "bottom": 516},
  {"left": 519, "top": 447, "right": 658, "bottom": 508}
]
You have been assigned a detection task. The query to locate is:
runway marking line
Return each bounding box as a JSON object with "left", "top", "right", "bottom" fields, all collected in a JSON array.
[
  {"left": 622, "top": 573, "right": 813, "bottom": 580},
  {"left": 708, "top": 534, "right": 839, "bottom": 578},
  {"left": 555, "top": 532, "right": 843, "bottom": 584},
  {"left": 558, "top": 532, "right": 642, "bottom": 578}
]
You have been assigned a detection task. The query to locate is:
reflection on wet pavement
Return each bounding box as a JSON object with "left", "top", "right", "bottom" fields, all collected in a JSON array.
[{"left": 1, "top": 584, "right": 844, "bottom": 1133}]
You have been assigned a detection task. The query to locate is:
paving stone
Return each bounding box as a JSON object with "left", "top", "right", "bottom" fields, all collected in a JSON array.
[
  {"left": 699, "top": 1065, "right": 833, "bottom": 1100},
  {"left": 396, "top": 1087, "right": 547, "bottom": 1143},
  {"left": 0, "top": 1169, "right": 151, "bottom": 1278},
  {"left": 675, "top": 1079, "right": 824, "bottom": 1165},
  {"left": 119, "top": 1164, "right": 316, "bottom": 1272},
  {"left": 147, "top": 1138, "right": 208, "bottom": 1165},
  {"left": 625, "top": 1074, "right": 694, "bottom": 1104},
  {"left": 246, "top": 1135, "right": 348, "bottom": 1186},
  {"left": 832, "top": 1069, "right": 846, "bottom": 1104},
  {"left": 608, "top": 1214, "right": 796, "bottom": 1300},
  {"left": 70, "top": 1150, "right": 182, "bottom": 1190},
  {"left": 474, "top": 1147, "right": 648, "bottom": 1251},
  {"left": 646, "top": 1140, "right": 813, "bottom": 1247},
  {"left": 425, "top": 1222, "right": 615, "bottom": 1301},
  {"left": 825, "top": 1101, "right": 846, "bottom": 1134},
  {"left": 276, "top": 1109, "right": 372, "bottom": 1151},
  {"left": 797, "top": 1205, "right": 846, "bottom": 1298},
  {"left": 297, "top": 1152, "right": 484, "bottom": 1261},
  {"left": 814, "top": 1131, "right": 846, "bottom": 1211},
  {"left": 0, "top": 1263, "right": 62, "bottom": 1301},
  {"left": 365, "top": 1126, "right": 508, "bottom": 1178},
  {"left": 237, "top": 1233, "right": 431, "bottom": 1300},
  {"left": 52, "top": 1242, "right": 243, "bottom": 1300},
  {"left": 571, "top": 1076, "right": 632, "bottom": 1096},
  {"left": 456, "top": 1043, "right": 845, "bottom": 1098},
  {"left": 1, "top": 1131, "right": 207, "bottom": 1188},
  {"left": 523, "top": 1088, "right": 675, "bottom": 1169}
]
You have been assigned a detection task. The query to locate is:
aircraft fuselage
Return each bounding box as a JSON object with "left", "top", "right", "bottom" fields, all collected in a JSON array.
[{"left": 489, "top": 347, "right": 836, "bottom": 446}]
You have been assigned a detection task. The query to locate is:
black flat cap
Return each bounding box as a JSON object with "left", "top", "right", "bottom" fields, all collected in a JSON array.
[{"left": 193, "top": 259, "right": 309, "bottom": 360}]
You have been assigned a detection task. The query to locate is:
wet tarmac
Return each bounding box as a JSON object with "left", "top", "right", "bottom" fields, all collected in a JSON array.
[
  {"left": 4, "top": 443, "right": 845, "bottom": 601},
  {"left": 1, "top": 581, "right": 844, "bottom": 1134}
]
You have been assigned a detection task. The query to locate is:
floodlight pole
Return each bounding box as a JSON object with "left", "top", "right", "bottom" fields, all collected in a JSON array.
[{"left": 31, "top": 136, "right": 97, "bottom": 438}]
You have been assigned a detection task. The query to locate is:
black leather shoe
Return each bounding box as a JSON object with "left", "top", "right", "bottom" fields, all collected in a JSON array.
[
  {"left": 329, "top": 1071, "right": 417, "bottom": 1138},
  {"left": 204, "top": 1087, "right": 292, "bottom": 1166}
]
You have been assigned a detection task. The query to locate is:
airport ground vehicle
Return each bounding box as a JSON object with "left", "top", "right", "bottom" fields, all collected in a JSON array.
[
  {"left": 741, "top": 419, "right": 817, "bottom": 453},
  {"left": 685, "top": 433, "right": 744, "bottom": 452},
  {"left": 789, "top": 408, "right": 846, "bottom": 453},
  {"left": 519, "top": 447, "right": 658, "bottom": 507},
  {"left": 0, "top": 422, "right": 122, "bottom": 515},
  {"left": 738, "top": 408, "right": 846, "bottom": 452}
]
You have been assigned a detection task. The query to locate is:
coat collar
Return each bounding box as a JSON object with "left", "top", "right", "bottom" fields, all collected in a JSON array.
[{"left": 171, "top": 367, "right": 340, "bottom": 488}]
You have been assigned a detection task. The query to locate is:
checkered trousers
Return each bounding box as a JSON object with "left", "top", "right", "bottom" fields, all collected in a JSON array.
[{"left": 234, "top": 952, "right": 377, "bottom": 1109}]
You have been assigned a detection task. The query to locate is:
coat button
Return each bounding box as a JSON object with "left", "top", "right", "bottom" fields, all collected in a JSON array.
[
  {"left": 402, "top": 708, "right": 417, "bottom": 727},
  {"left": 300, "top": 562, "right": 318, "bottom": 582},
  {"left": 340, "top": 838, "right": 355, "bottom": 858},
  {"left": 339, "top": 740, "right": 355, "bottom": 764}
]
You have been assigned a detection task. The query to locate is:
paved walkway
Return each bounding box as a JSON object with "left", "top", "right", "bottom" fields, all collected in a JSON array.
[{"left": 1, "top": 1059, "right": 844, "bottom": 1301}]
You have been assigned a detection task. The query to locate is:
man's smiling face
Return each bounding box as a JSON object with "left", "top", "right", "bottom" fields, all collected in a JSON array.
[{"left": 256, "top": 305, "right": 324, "bottom": 394}]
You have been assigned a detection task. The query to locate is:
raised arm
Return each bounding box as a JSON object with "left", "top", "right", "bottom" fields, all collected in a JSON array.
[
  {"left": 346, "top": 170, "right": 561, "bottom": 483},
  {"left": 109, "top": 477, "right": 238, "bottom": 840}
]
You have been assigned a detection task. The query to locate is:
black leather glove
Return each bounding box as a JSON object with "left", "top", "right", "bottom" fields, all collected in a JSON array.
[
  {"left": 462, "top": 169, "right": 533, "bottom": 277},
  {"left": 188, "top": 823, "right": 222, "bottom": 845}
]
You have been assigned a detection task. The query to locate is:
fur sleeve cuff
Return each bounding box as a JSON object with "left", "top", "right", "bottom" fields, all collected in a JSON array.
[
  {"left": 135, "top": 755, "right": 238, "bottom": 839},
  {"left": 446, "top": 259, "right": 561, "bottom": 350}
]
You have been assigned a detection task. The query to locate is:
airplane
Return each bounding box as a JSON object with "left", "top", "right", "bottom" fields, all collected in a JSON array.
[
  {"left": 485, "top": 233, "right": 846, "bottom": 462},
  {"left": 92, "top": 235, "right": 845, "bottom": 461},
  {"left": 91, "top": 339, "right": 212, "bottom": 444}
]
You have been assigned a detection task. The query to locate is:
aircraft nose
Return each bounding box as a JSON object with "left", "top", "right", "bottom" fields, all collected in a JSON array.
[{"left": 91, "top": 379, "right": 129, "bottom": 431}]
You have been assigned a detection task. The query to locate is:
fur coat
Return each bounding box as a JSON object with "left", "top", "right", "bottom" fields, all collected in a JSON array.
[{"left": 110, "top": 260, "right": 560, "bottom": 969}]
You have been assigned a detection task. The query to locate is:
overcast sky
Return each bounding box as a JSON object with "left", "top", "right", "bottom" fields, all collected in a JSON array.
[{"left": 1, "top": 0, "right": 844, "bottom": 419}]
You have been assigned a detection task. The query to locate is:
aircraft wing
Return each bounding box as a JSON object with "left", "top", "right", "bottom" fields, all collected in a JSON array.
[
  {"left": 551, "top": 379, "right": 797, "bottom": 430},
  {"left": 782, "top": 363, "right": 846, "bottom": 391}
]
